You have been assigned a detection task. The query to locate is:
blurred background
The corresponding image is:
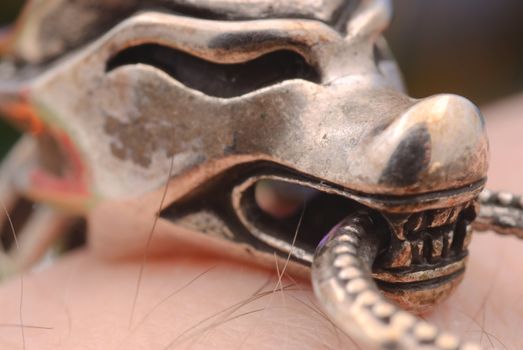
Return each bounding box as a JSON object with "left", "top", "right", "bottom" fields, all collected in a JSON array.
[{"left": 0, "top": 0, "right": 522, "bottom": 158}]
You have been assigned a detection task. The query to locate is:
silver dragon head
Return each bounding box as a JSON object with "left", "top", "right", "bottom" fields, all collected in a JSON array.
[{"left": 0, "top": 0, "right": 488, "bottom": 312}]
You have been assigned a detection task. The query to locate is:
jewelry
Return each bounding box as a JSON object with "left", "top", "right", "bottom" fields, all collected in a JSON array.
[{"left": 0, "top": 1, "right": 519, "bottom": 349}]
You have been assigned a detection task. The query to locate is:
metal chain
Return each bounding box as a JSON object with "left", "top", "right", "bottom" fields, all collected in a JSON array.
[
  {"left": 311, "top": 212, "right": 481, "bottom": 350},
  {"left": 473, "top": 189, "right": 523, "bottom": 239}
]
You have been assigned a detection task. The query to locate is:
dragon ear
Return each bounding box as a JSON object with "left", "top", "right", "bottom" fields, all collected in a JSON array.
[
  {"left": 0, "top": 0, "right": 26, "bottom": 58},
  {"left": 0, "top": 0, "right": 56, "bottom": 63},
  {"left": 1, "top": 0, "right": 139, "bottom": 64},
  {"left": 344, "top": 0, "right": 392, "bottom": 43}
]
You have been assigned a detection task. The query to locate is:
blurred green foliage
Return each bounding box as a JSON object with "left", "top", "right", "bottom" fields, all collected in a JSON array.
[
  {"left": 0, "top": 1, "right": 24, "bottom": 24},
  {"left": 0, "top": 123, "right": 19, "bottom": 160},
  {"left": 0, "top": 0, "right": 24, "bottom": 159}
]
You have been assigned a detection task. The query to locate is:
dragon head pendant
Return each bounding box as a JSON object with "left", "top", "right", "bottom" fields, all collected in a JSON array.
[{"left": 0, "top": 0, "right": 488, "bottom": 313}]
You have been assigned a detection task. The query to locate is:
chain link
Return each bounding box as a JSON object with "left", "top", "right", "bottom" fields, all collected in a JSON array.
[{"left": 474, "top": 189, "right": 523, "bottom": 239}]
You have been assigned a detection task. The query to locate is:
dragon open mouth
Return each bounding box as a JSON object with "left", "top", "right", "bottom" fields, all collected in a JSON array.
[
  {"left": 374, "top": 202, "right": 477, "bottom": 282},
  {"left": 227, "top": 167, "right": 482, "bottom": 310},
  {"left": 371, "top": 202, "right": 478, "bottom": 311},
  {"left": 162, "top": 163, "right": 483, "bottom": 311}
]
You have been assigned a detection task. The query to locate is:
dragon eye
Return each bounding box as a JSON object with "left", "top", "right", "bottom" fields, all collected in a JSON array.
[{"left": 106, "top": 44, "right": 320, "bottom": 98}]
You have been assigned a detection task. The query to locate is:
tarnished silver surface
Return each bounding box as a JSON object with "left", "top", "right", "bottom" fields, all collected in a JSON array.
[
  {"left": 312, "top": 212, "right": 481, "bottom": 350},
  {"left": 473, "top": 189, "right": 523, "bottom": 238},
  {"left": 0, "top": 0, "right": 513, "bottom": 349}
]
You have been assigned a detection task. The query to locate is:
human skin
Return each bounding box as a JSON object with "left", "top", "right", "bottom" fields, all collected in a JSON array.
[{"left": 0, "top": 94, "right": 522, "bottom": 349}]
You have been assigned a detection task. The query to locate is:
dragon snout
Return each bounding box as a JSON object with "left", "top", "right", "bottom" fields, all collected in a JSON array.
[
  {"left": 364, "top": 94, "right": 489, "bottom": 311},
  {"left": 375, "top": 94, "right": 488, "bottom": 194}
]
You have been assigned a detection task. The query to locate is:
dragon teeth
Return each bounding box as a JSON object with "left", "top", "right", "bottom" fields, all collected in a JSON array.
[
  {"left": 431, "top": 236, "right": 444, "bottom": 261},
  {"left": 383, "top": 228, "right": 463, "bottom": 268},
  {"left": 382, "top": 202, "right": 474, "bottom": 268},
  {"left": 463, "top": 226, "right": 473, "bottom": 249},
  {"left": 427, "top": 209, "right": 451, "bottom": 228},
  {"left": 389, "top": 220, "right": 407, "bottom": 241},
  {"left": 442, "top": 231, "right": 454, "bottom": 257},
  {"left": 411, "top": 239, "right": 425, "bottom": 264},
  {"left": 447, "top": 207, "right": 461, "bottom": 225},
  {"left": 401, "top": 204, "right": 464, "bottom": 237},
  {"left": 385, "top": 241, "right": 412, "bottom": 268},
  {"left": 404, "top": 213, "right": 425, "bottom": 234},
  {"left": 386, "top": 201, "right": 469, "bottom": 242}
]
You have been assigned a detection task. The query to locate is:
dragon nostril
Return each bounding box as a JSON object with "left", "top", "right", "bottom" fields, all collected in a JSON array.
[
  {"left": 373, "top": 94, "right": 487, "bottom": 194},
  {"left": 380, "top": 125, "right": 431, "bottom": 187}
]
